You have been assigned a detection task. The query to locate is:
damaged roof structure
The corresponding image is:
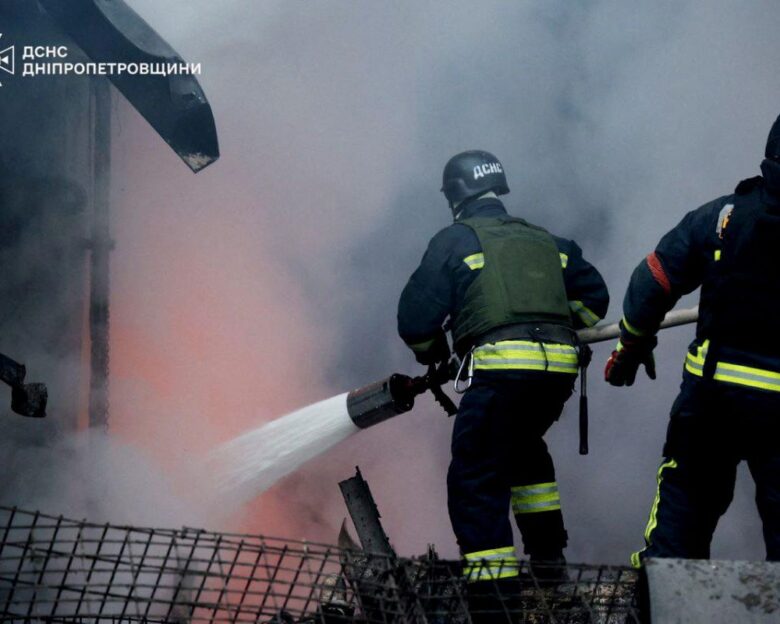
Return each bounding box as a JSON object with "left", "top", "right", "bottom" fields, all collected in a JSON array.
[{"left": 0, "top": 480, "right": 641, "bottom": 623}]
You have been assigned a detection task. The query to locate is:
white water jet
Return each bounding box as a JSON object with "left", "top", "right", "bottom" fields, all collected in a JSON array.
[{"left": 211, "top": 392, "right": 357, "bottom": 504}]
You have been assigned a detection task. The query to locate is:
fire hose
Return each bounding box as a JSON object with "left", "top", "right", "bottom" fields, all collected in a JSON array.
[{"left": 346, "top": 306, "right": 699, "bottom": 449}]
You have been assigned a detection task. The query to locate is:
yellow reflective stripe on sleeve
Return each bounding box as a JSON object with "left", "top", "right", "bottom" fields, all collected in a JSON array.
[
  {"left": 631, "top": 458, "right": 678, "bottom": 568},
  {"left": 569, "top": 300, "right": 600, "bottom": 327},
  {"left": 714, "top": 249, "right": 722, "bottom": 261},
  {"left": 559, "top": 252, "right": 568, "bottom": 269},
  {"left": 473, "top": 341, "right": 579, "bottom": 374},
  {"left": 463, "top": 546, "right": 520, "bottom": 582},
  {"left": 463, "top": 252, "right": 484, "bottom": 270},
  {"left": 408, "top": 338, "right": 436, "bottom": 352},
  {"left": 511, "top": 482, "right": 561, "bottom": 514},
  {"left": 622, "top": 316, "right": 646, "bottom": 337}
]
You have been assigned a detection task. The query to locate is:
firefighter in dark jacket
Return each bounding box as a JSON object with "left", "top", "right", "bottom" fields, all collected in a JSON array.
[
  {"left": 606, "top": 115, "right": 780, "bottom": 567},
  {"left": 397, "top": 150, "right": 609, "bottom": 598}
]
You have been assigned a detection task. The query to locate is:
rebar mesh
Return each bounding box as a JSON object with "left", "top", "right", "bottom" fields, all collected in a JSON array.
[{"left": 0, "top": 506, "right": 639, "bottom": 623}]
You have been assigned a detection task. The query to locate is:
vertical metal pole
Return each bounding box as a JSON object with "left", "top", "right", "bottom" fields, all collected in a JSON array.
[{"left": 88, "top": 77, "right": 112, "bottom": 431}]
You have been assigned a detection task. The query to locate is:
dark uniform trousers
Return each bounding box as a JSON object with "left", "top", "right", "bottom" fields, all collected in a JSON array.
[
  {"left": 447, "top": 372, "right": 575, "bottom": 563},
  {"left": 635, "top": 372, "right": 780, "bottom": 565}
]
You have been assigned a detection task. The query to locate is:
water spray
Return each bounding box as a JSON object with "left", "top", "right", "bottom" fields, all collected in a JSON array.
[
  {"left": 211, "top": 362, "right": 458, "bottom": 503},
  {"left": 213, "top": 307, "right": 698, "bottom": 504}
]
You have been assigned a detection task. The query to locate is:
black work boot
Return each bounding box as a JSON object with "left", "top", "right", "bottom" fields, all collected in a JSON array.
[
  {"left": 516, "top": 513, "right": 569, "bottom": 587},
  {"left": 466, "top": 578, "right": 521, "bottom": 623},
  {"left": 529, "top": 554, "right": 569, "bottom": 587}
]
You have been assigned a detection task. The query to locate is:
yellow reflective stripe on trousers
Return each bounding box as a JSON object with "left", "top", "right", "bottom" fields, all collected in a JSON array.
[
  {"left": 569, "top": 300, "right": 600, "bottom": 327},
  {"left": 684, "top": 339, "right": 780, "bottom": 393},
  {"left": 559, "top": 252, "right": 569, "bottom": 268},
  {"left": 631, "top": 458, "right": 678, "bottom": 568},
  {"left": 511, "top": 482, "right": 561, "bottom": 514},
  {"left": 463, "top": 546, "right": 519, "bottom": 582},
  {"left": 473, "top": 340, "right": 579, "bottom": 373},
  {"left": 463, "top": 252, "right": 484, "bottom": 270}
]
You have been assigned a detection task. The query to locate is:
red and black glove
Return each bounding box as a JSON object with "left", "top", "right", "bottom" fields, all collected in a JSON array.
[
  {"left": 413, "top": 332, "right": 451, "bottom": 366},
  {"left": 604, "top": 331, "right": 657, "bottom": 387}
]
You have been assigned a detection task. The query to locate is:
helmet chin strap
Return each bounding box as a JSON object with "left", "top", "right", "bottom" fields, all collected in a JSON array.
[{"left": 451, "top": 190, "right": 499, "bottom": 221}]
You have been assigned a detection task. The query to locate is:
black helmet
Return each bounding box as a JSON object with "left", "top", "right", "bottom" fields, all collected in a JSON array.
[
  {"left": 765, "top": 115, "right": 780, "bottom": 160},
  {"left": 441, "top": 150, "right": 510, "bottom": 204}
]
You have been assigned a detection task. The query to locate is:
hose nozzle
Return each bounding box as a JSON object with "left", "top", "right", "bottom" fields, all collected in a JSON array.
[
  {"left": 346, "top": 374, "right": 419, "bottom": 429},
  {"left": 346, "top": 360, "right": 458, "bottom": 429}
]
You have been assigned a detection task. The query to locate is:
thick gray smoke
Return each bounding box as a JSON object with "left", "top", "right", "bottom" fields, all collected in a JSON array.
[
  {"left": 0, "top": 4, "right": 222, "bottom": 537},
  {"left": 113, "top": 0, "right": 780, "bottom": 563}
]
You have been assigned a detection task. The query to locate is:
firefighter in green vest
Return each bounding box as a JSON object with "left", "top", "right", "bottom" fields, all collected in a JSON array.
[{"left": 398, "top": 150, "right": 609, "bottom": 612}]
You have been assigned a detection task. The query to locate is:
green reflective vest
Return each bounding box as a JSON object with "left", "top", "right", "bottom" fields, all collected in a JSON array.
[{"left": 452, "top": 215, "right": 572, "bottom": 350}]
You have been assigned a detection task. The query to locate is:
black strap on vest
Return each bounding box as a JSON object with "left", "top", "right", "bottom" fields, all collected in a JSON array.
[{"left": 475, "top": 322, "right": 577, "bottom": 348}]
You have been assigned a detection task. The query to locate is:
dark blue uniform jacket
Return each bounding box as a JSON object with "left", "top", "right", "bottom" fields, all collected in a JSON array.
[
  {"left": 623, "top": 159, "right": 780, "bottom": 378},
  {"left": 397, "top": 198, "right": 609, "bottom": 355}
]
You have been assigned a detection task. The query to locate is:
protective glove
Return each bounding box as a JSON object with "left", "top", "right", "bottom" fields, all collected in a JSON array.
[
  {"left": 413, "top": 332, "right": 450, "bottom": 366},
  {"left": 604, "top": 332, "right": 657, "bottom": 386}
]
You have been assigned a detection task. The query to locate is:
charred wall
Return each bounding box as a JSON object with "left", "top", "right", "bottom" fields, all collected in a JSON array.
[{"left": 0, "top": 2, "right": 98, "bottom": 453}]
